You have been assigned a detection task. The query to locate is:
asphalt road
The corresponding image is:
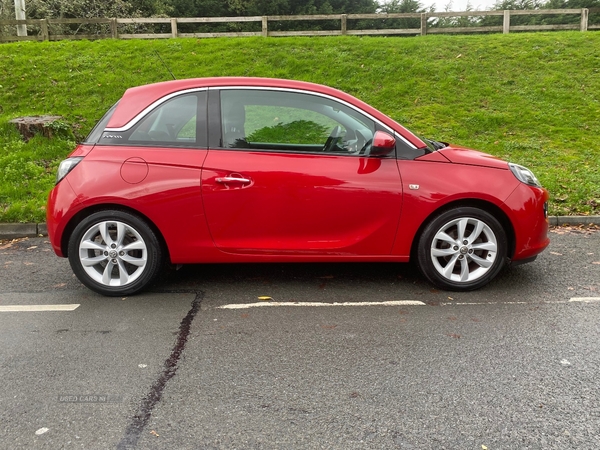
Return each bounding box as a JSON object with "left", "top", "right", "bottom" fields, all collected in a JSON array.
[{"left": 0, "top": 226, "right": 599, "bottom": 449}]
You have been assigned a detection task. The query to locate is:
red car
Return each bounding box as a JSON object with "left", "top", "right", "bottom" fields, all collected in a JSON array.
[{"left": 47, "top": 77, "right": 549, "bottom": 296}]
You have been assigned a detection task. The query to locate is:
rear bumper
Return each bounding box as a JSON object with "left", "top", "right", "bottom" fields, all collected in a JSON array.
[{"left": 46, "top": 179, "right": 80, "bottom": 257}]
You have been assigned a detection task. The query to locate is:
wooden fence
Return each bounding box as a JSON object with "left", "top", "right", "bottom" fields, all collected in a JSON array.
[{"left": 1, "top": 8, "right": 598, "bottom": 42}]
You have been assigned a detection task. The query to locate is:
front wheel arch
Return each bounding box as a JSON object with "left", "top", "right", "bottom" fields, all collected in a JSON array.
[{"left": 410, "top": 199, "right": 515, "bottom": 263}]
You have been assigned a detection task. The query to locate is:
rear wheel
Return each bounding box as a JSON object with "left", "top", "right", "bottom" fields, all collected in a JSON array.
[
  {"left": 67, "top": 210, "right": 164, "bottom": 296},
  {"left": 416, "top": 207, "right": 507, "bottom": 291}
]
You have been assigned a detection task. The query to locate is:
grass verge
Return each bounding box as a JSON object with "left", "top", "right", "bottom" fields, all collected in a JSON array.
[{"left": 0, "top": 32, "right": 598, "bottom": 222}]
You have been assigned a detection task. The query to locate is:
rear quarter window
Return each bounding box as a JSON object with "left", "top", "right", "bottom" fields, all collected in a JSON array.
[{"left": 84, "top": 102, "right": 118, "bottom": 144}]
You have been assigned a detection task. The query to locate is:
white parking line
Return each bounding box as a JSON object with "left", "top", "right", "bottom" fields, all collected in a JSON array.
[
  {"left": 217, "top": 298, "right": 600, "bottom": 309},
  {"left": 0, "top": 304, "right": 80, "bottom": 312},
  {"left": 218, "top": 300, "right": 426, "bottom": 309},
  {"left": 448, "top": 301, "right": 530, "bottom": 305}
]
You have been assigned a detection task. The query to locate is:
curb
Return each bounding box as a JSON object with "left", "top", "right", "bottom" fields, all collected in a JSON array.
[
  {"left": 547, "top": 215, "right": 600, "bottom": 226},
  {"left": 1, "top": 217, "right": 599, "bottom": 240},
  {"left": 0, "top": 223, "right": 47, "bottom": 240}
]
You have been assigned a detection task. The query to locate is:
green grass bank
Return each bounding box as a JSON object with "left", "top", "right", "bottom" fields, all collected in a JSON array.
[{"left": 0, "top": 32, "right": 599, "bottom": 222}]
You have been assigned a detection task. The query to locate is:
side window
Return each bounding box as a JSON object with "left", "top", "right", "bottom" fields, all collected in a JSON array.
[
  {"left": 100, "top": 92, "right": 205, "bottom": 148},
  {"left": 129, "top": 94, "right": 198, "bottom": 144},
  {"left": 220, "top": 90, "right": 376, "bottom": 155}
]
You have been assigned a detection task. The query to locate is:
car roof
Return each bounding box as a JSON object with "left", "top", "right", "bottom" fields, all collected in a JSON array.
[{"left": 106, "top": 77, "right": 425, "bottom": 148}]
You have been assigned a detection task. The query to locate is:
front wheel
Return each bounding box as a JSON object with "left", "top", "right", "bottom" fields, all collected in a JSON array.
[
  {"left": 67, "top": 210, "right": 164, "bottom": 296},
  {"left": 416, "top": 207, "right": 507, "bottom": 291}
]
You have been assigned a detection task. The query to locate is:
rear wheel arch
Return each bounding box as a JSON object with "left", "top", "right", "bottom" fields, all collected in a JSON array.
[{"left": 60, "top": 204, "right": 170, "bottom": 263}]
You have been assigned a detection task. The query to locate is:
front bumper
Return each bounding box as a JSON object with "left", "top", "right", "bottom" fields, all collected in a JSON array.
[{"left": 503, "top": 183, "right": 550, "bottom": 261}]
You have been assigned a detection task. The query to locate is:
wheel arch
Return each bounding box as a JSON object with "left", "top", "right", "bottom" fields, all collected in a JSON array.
[
  {"left": 410, "top": 199, "right": 516, "bottom": 261},
  {"left": 60, "top": 204, "right": 170, "bottom": 262}
]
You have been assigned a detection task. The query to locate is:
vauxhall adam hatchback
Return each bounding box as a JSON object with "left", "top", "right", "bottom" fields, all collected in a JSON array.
[{"left": 47, "top": 77, "right": 549, "bottom": 296}]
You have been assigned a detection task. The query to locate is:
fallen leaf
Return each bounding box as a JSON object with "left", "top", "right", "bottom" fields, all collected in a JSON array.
[
  {"left": 447, "top": 296, "right": 454, "bottom": 300},
  {"left": 320, "top": 324, "right": 337, "bottom": 330},
  {"left": 456, "top": 53, "right": 462, "bottom": 58},
  {"left": 592, "top": 262, "right": 600, "bottom": 265},
  {"left": 258, "top": 296, "right": 272, "bottom": 301},
  {"left": 550, "top": 252, "right": 563, "bottom": 256},
  {"left": 27, "top": 246, "right": 38, "bottom": 250},
  {"left": 150, "top": 430, "right": 160, "bottom": 437},
  {"left": 482, "top": 446, "right": 488, "bottom": 450},
  {"left": 447, "top": 333, "right": 461, "bottom": 339}
]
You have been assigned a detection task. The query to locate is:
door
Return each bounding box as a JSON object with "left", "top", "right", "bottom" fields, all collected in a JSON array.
[{"left": 201, "top": 88, "right": 403, "bottom": 256}]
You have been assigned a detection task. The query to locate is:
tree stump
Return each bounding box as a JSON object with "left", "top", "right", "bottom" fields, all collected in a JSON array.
[{"left": 9, "top": 115, "right": 64, "bottom": 141}]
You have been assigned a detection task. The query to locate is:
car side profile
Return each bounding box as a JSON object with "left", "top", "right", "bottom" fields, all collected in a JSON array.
[{"left": 47, "top": 77, "right": 550, "bottom": 296}]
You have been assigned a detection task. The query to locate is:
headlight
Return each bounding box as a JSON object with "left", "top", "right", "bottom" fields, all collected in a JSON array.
[
  {"left": 56, "top": 157, "right": 83, "bottom": 184},
  {"left": 509, "top": 163, "right": 541, "bottom": 188}
]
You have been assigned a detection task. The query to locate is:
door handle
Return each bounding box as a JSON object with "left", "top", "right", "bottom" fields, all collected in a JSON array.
[{"left": 215, "top": 175, "right": 251, "bottom": 184}]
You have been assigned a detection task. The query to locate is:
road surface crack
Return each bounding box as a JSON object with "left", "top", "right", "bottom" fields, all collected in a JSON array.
[{"left": 116, "top": 290, "right": 203, "bottom": 449}]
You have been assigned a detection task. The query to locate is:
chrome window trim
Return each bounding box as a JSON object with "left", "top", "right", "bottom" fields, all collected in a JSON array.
[
  {"left": 104, "top": 85, "right": 417, "bottom": 150},
  {"left": 104, "top": 87, "right": 208, "bottom": 133}
]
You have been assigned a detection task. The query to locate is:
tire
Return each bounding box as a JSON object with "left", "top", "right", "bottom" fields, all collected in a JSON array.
[
  {"left": 416, "top": 207, "right": 507, "bottom": 291},
  {"left": 67, "top": 210, "right": 164, "bottom": 296}
]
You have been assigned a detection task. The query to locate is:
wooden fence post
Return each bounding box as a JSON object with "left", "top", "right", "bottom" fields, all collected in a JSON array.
[
  {"left": 262, "top": 16, "right": 268, "bottom": 37},
  {"left": 581, "top": 8, "right": 589, "bottom": 32},
  {"left": 40, "top": 19, "right": 49, "bottom": 41},
  {"left": 503, "top": 10, "right": 510, "bottom": 34},
  {"left": 110, "top": 18, "right": 118, "bottom": 39},
  {"left": 341, "top": 14, "right": 347, "bottom": 35},
  {"left": 170, "top": 18, "right": 178, "bottom": 38},
  {"left": 420, "top": 13, "right": 427, "bottom": 35}
]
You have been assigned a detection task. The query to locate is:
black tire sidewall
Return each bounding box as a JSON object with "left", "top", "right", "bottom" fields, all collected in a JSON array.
[
  {"left": 417, "top": 207, "right": 507, "bottom": 291},
  {"left": 67, "top": 210, "right": 163, "bottom": 296}
]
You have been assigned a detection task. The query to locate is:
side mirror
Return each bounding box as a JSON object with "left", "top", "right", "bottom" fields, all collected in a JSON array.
[{"left": 370, "top": 131, "right": 395, "bottom": 156}]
